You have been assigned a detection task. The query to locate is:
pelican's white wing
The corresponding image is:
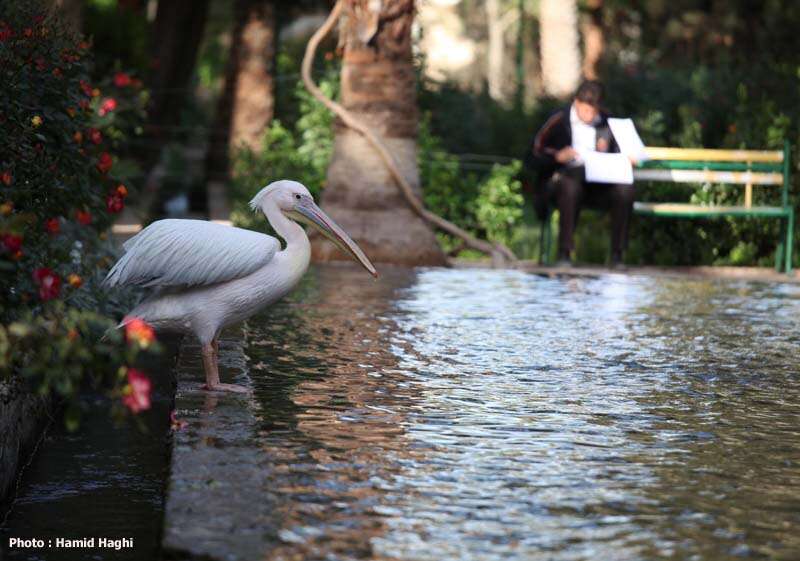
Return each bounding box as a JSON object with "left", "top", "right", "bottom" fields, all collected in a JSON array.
[{"left": 104, "top": 219, "right": 280, "bottom": 288}]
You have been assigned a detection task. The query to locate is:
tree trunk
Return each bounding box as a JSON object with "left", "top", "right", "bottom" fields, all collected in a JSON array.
[
  {"left": 486, "top": 0, "right": 504, "bottom": 102},
  {"left": 147, "top": 0, "right": 210, "bottom": 151},
  {"left": 539, "top": 0, "right": 581, "bottom": 98},
  {"left": 206, "top": 0, "right": 275, "bottom": 186},
  {"left": 311, "top": 0, "right": 446, "bottom": 266},
  {"left": 581, "top": 0, "right": 604, "bottom": 80},
  {"left": 136, "top": 0, "right": 209, "bottom": 217}
]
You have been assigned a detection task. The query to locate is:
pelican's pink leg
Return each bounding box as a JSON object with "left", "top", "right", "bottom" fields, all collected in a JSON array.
[
  {"left": 201, "top": 337, "right": 250, "bottom": 394},
  {"left": 200, "top": 342, "right": 220, "bottom": 389}
]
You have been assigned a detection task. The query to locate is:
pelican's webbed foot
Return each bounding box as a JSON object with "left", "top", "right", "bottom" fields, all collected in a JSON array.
[
  {"left": 201, "top": 382, "right": 251, "bottom": 394},
  {"left": 200, "top": 340, "right": 252, "bottom": 395}
]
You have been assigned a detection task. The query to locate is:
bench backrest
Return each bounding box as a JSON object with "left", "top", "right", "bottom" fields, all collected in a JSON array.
[{"left": 633, "top": 141, "right": 790, "bottom": 208}]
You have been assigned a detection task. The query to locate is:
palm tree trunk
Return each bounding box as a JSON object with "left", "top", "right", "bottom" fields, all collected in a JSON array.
[
  {"left": 206, "top": 0, "right": 275, "bottom": 186},
  {"left": 486, "top": 0, "right": 505, "bottom": 102},
  {"left": 539, "top": 0, "right": 581, "bottom": 98},
  {"left": 229, "top": 0, "right": 275, "bottom": 152},
  {"left": 581, "top": 0, "right": 604, "bottom": 80},
  {"left": 311, "top": 0, "right": 445, "bottom": 266}
]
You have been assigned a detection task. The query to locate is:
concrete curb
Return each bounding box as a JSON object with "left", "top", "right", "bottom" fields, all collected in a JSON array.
[{"left": 162, "top": 329, "right": 276, "bottom": 561}]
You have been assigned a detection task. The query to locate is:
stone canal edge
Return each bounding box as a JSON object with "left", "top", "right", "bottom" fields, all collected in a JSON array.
[{"left": 162, "top": 328, "right": 278, "bottom": 561}]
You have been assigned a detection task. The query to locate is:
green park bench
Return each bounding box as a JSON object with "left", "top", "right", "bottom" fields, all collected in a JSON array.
[{"left": 539, "top": 141, "right": 794, "bottom": 272}]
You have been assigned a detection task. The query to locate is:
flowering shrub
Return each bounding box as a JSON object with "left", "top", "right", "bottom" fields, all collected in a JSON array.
[
  {"left": 0, "top": 308, "right": 160, "bottom": 428},
  {"left": 121, "top": 368, "right": 151, "bottom": 414},
  {"left": 0, "top": 2, "right": 156, "bottom": 424}
]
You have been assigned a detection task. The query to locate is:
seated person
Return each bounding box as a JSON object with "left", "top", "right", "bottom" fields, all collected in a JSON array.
[{"left": 525, "top": 80, "right": 635, "bottom": 267}]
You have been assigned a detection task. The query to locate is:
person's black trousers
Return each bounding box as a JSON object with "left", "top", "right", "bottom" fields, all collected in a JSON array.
[{"left": 544, "top": 166, "right": 635, "bottom": 258}]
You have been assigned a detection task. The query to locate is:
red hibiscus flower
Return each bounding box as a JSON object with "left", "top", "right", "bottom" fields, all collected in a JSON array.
[
  {"left": 1, "top": 171, "right": 11, "bottom": 185},
  {"left": 2, "top": 233, "right": 22, "bottom": 253},
  {"left": 122, "top": 369, "right": 152, "bottom": 414},
  {"left": 106, "top": 193, "right": 124, "bottom": 213},
  {"left": 76, "top": 209, "right": 92, "bottom": 225},
  {"left": 96, "top": 152, "right": 113, "bottom": 174},
  {"left": 113, "top": 72, "right": 131, "bottom": 87},
  {"left": 44, "top": 217, "right": 60, "bottom": 234},
  {"left": 98, "top": 97, "right": 117, "bottom": 117},
  {"left": 125, "top": 318, "right": 156, "bottom": 348},
  {"left": 88, "top": 128, "right": 102, "bottom": 144},
  {"left": 32, "top": 267, "right": 61, "bottom": 301}
]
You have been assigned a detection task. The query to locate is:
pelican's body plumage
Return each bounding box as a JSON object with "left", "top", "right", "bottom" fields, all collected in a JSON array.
[
  {"left": 109, "top": 218, "right": 308, "bottom": 344},
  {"left": 105, "top": 180, "right": 376, "bottom": 392}
]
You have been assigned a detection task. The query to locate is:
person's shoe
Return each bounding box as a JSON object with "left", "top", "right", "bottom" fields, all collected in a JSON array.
[
  {"left": 610, "top": 251, "right": 624, "bottom": 269},
  {"left": 555, "top": 251, "right": 573, "bottom": 268}
]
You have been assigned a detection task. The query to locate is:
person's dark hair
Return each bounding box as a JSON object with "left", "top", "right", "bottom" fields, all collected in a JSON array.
[{"left": 574, "top": 80, "right": 604, "bottom": 108}]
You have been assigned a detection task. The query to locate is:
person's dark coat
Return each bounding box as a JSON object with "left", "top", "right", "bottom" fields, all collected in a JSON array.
[{"left": 523, "top": 106, "right": 620, "bottom": 219}]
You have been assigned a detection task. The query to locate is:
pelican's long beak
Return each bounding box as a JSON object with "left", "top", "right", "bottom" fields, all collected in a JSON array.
[{"left": 288, "top": 196, "right": 378, "bottom": 278}]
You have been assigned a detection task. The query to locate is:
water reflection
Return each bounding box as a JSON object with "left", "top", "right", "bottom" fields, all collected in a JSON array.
[
  {"left": 246, "top": 265, "right": 800, "bottom": 560},
  {"left": 248, "top": 264, "right": 420, "bottom": 560}
]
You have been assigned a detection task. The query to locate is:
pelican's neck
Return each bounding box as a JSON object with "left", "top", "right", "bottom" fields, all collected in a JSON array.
[
  {"left": 264, "top": 200, "right": 306, "bottom": 250},
  {"left": 261, "top": 201, "right": 311, "bottom": 291}
]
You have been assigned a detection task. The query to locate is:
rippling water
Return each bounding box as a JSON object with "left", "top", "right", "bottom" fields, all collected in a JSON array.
[
  {"left": 4, "top": 265, "right": 798, "bottom": 561},
  {"left": 247, "top": 264, "right": 800, "bottom": 561}
]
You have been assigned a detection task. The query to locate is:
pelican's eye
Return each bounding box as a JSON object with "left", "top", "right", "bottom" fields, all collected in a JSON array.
[{"left": 294, "top": 194, "right": 302, "bottom": 200}]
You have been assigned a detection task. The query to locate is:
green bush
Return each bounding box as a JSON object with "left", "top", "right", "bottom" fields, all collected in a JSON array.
[
  {"left": 229, "top": 79, "right": 528, "bottom": 259},
  {"left": 230, "top": 77, "right": 336, "bottom": 231},
  {"left": 419, "top": 56, "right": 798, "bottom": 266},
  {"left": 419, "top": 115, "right": 526, "bottom": 256},
  {"left": 600, "top": 63, "right": 798, "bottom": 267},
  {"left": 475, "top": 161, "right": 524, "bottom": 248},
  {"left": 418, "top": 114, "right": 478, "bottom": 253}
]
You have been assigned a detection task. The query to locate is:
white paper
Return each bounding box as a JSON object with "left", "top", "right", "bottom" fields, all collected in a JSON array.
[
  {"left": 578, "top": 150, "right": 634, "bottom": 184},
  {"left": 608, "top": 118, "right": 649, "bottom": 162}
]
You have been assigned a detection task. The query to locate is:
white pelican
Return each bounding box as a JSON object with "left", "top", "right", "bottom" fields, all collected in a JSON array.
[{"left": 105, "top": 180, "right": 377, "bottom": 393}]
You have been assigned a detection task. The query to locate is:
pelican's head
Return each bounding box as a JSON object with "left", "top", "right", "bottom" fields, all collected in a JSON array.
[{"left": 250, "top": 180, "right": 377, "bottom": 278}]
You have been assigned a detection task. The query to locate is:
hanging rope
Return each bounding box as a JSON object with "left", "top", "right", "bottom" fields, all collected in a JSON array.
[{"left": 300, "top": 0, "right": 517, "bottom": 264}]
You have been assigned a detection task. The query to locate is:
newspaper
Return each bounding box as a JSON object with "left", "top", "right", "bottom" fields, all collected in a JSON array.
[
  {"left": 608, "top": 118, "right": 649, "bottom": 162},
  {"left": 578, "top": 150, "right": 634, "bottom": 184},
  {"left": 572, "top": 118, "right": 647, "bottom": 184}
]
